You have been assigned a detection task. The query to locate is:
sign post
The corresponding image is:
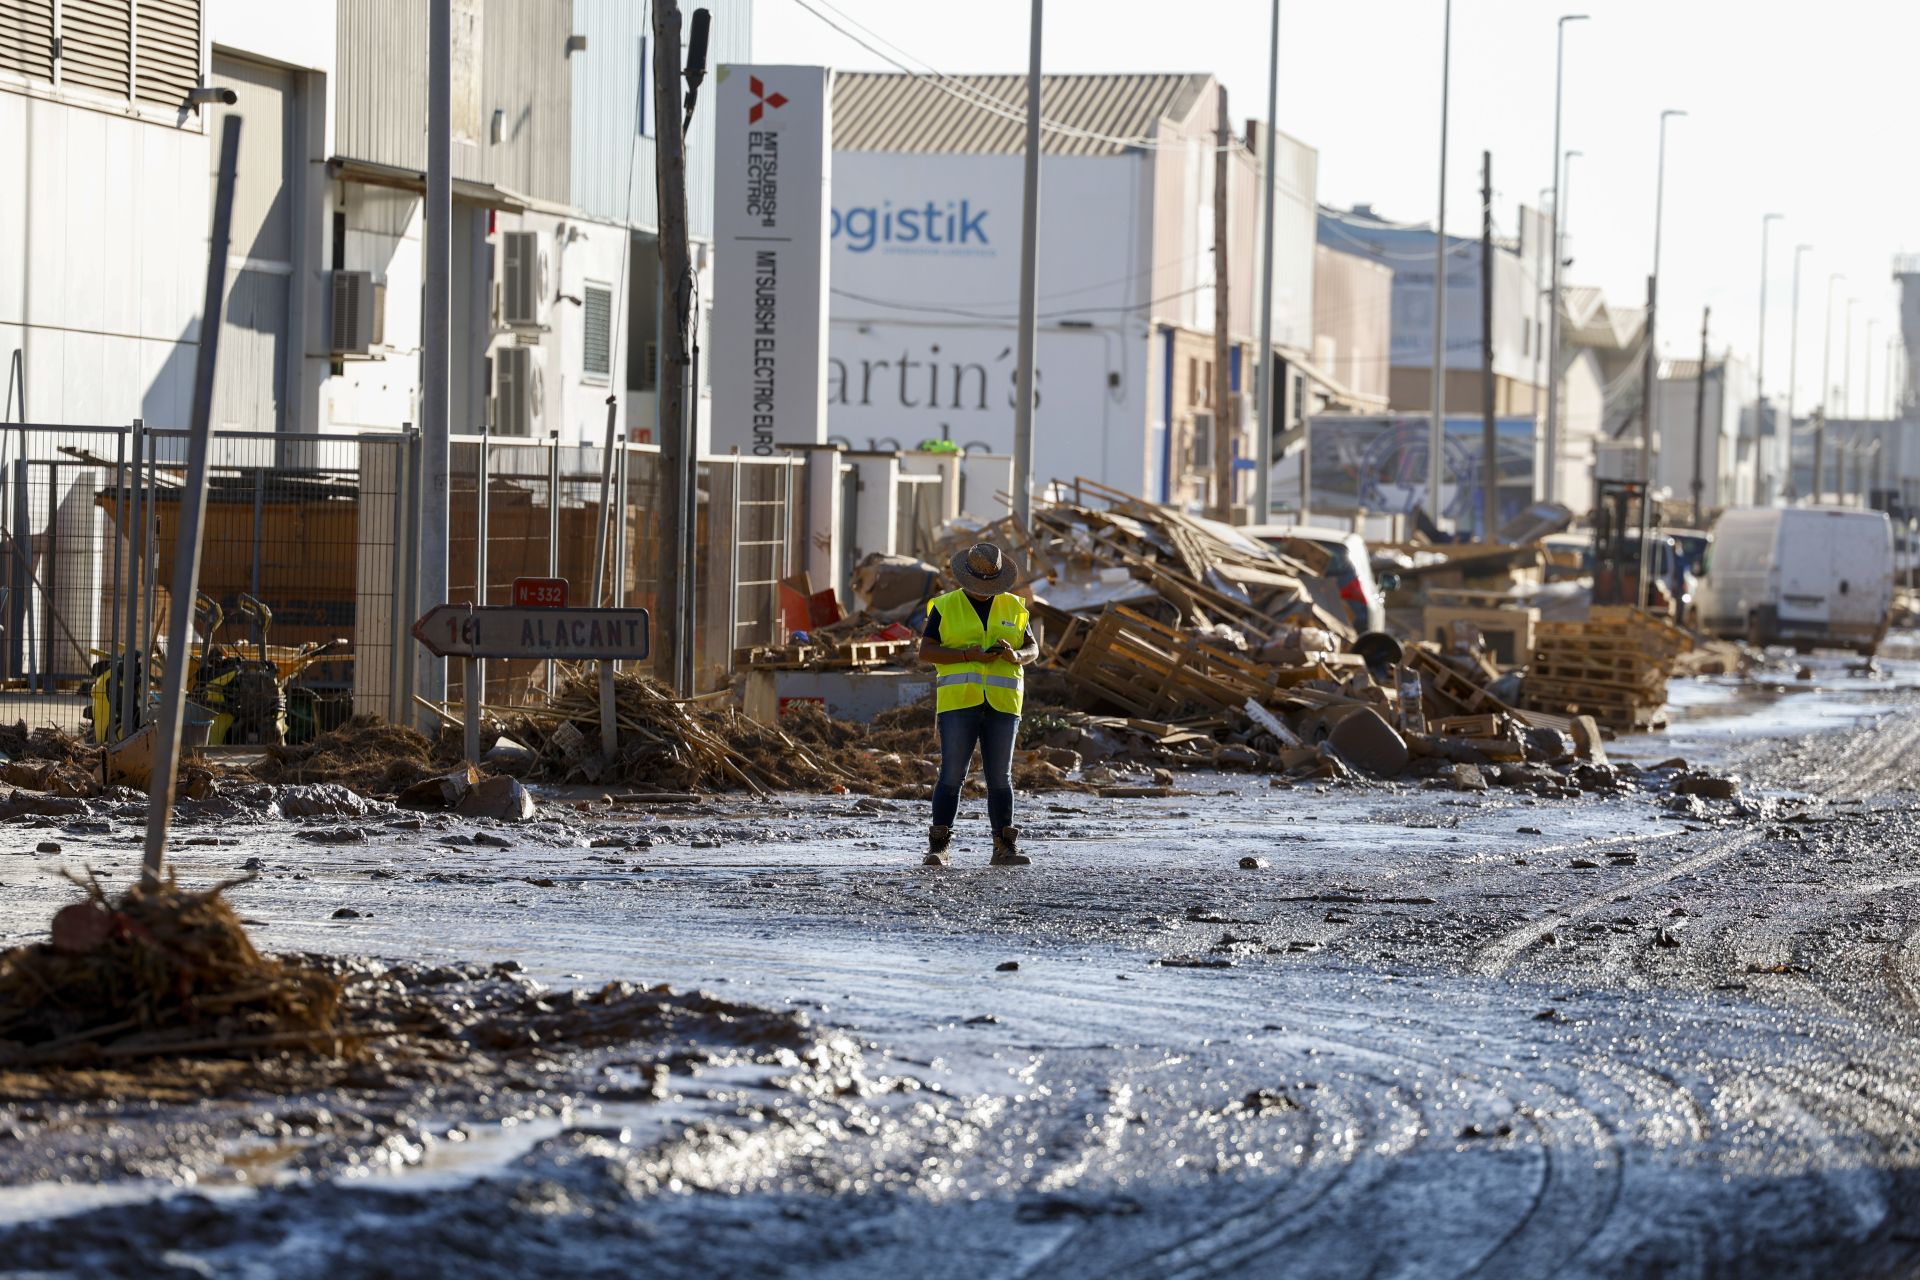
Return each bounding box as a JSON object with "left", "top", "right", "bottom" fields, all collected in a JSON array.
[{"left": 414, "top": 603, "right": 649, "bottom": 765}]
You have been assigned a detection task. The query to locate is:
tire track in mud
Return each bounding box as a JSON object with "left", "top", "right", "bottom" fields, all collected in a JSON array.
[{"left": 1470, "top": 830, "right": 1765, "bottom": 978}]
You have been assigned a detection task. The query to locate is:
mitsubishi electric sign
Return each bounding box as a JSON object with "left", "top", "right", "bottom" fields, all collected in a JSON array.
[{"left": 712, "top": 64, "right": 833, "bottom": 456}]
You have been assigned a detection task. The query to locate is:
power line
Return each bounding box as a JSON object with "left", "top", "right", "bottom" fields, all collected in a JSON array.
[
  {"left": 788, "top": 0, "right": 1246, "bottom": 155},
  {"left": 832, "top": 280, "right": 1214, "bottom": 323}
]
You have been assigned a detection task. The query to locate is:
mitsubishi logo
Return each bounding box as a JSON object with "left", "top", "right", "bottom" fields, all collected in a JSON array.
[{"left": 748, "top": 75, "right": 787, "bottom": 124}]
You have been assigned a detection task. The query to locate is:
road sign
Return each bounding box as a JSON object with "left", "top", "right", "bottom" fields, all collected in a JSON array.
[
  {"left": 512, "top": 576, "right": 568, "bottom": 608},
  {"left": 413, "top": 604, "right": 650, "bottom": 661}
]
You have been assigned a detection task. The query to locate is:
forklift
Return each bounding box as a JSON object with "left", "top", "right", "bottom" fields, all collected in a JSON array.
[{"left": 1591, "top": 478, "right": 1685, "bottom": 621}]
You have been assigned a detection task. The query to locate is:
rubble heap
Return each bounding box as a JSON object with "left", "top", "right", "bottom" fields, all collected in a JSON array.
[{"left": 0, "top": 873, "right": 349, "bottom": 1067}]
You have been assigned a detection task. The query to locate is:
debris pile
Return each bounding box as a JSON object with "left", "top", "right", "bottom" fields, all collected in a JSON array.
[
  {"left": 0, "top": 873, "right": 349, "bottom": 1067},
  {"left": 1524, "top": 606, "right": 1695, "bottom": 732},
  {"left": 0, "top": 721, "right": 104, "bottom": 798},
  {"left": 502, "top": 667, "right": 940, "bottom": 794},
  {"left": 254, "top": 717, "right": 456, "bottom": 795}
]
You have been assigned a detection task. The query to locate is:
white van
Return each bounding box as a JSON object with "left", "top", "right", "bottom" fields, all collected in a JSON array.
[{"left": 1698, "top": 507, "right": 1893, "bottom": 654}]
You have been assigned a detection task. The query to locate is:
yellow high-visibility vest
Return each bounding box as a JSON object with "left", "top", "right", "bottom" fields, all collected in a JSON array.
[{"left": 930, "top": 589, "right": 1027, "bottom": 716}]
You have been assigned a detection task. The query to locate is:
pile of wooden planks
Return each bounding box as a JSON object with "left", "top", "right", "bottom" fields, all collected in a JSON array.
[
  {"left": 1064, "top": 606, "right": 1338, "bottom": 720},
  {"left": 1524, "top": 605, "right": 1694, "bottom": 732},
  {"left": 735, "top": 637, "right": 915, "bottom": 670}
]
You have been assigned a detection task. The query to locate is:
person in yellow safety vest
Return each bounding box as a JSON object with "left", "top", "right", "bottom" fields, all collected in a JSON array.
[{"left": 918, "top": 542, "right": 1040, "bottom": 867}]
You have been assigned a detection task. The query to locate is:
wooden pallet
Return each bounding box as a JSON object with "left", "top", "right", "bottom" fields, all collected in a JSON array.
[
  {"left": 736, "top": 637, "right": 916, "bottom": 670},
  {"left": 1064, "top": 605, "right": 1323, "bottom": 719}
]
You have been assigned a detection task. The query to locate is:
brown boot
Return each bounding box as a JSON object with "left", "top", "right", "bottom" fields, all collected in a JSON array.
[
  {"left": 990, "top": 826, "right": 1030, "bottom": 866},
  {"left": 924, "top": 825, "right": 952, "bottom": 867}
]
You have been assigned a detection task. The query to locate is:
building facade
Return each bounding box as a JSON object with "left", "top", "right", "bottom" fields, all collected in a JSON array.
[
  {"left": 826, "top": 71, "right": 1321, "bottom": 512},
  {"left": 0, "top": 0, "right": 752, "bottom": 446}
]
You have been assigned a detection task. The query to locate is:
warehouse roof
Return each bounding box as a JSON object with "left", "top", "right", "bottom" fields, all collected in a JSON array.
[{"left": 832, "top": 71, "right": 1213, "bottom": 156}]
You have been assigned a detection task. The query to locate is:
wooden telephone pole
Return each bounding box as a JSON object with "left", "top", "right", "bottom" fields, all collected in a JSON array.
[
  {"left": 650, "top": 2, "right": 709, "bottom": 694},
  {"left": 1211, "top": 85, "right": 1234, "bottom": 522}
]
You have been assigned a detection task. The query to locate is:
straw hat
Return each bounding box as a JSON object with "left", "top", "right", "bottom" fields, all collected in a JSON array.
[{"left": 948, "top": 541, "right": 1022, "bottom": 595}]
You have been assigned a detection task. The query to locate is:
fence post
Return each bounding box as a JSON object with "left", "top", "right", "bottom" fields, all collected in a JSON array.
[
  {"left": 386, "top": 434, "right": 408, "bottom": 724},
  {"left": 727, "top": 451, "right": 741, "bottom": 669},
  {"left": 545, "top": 429, "right": 559, "bottom": 698},
  {"left": 476, "top": 424, "right": 489, "bottom": 705},
  {"left": 401, "top": 425, "right": 423, "bottom": 729},
  {"left": 10, "top": 455, "right": 31, "bottom": 689},
  {"left": 143, "top": 431, "right": 158, "bottom": 658},
  {"left": 613, "top": 434, "right": 629, "bottom": 614},
  {"left": 119, "top": 421, "right": 145, "bottom": 736},
  {"left": 107, "top": 427, "right": 125, "bottom": 737}
]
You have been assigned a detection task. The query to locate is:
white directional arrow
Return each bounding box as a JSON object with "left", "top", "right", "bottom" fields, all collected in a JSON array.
[{"left": 412, "top": 604, "right": 651, "bottom": 661}]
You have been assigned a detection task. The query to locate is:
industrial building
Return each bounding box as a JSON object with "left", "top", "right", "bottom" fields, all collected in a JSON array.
[
  {"left": 826, "top": 71, "right": 1344, "bottom": 514},
  {"left": 0, "top": 0, "right": 751, "bottom": 447}
]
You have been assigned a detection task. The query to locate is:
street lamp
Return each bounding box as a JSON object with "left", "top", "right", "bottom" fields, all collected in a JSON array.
[
  {"left": 1752, "top": 213, "right": 1782, "bottom": 504},
  {"left": 1639, "top": 107, "right": 1685, "bottom": 606},
  {"left": 1542, "top": 12, "right": 1589, "bottom": 506},
  {"left": 1817, "top": 272, "right": 1842, "bottom": 501},
  {"left": 1428, "top": 0, "right": 1454, "bottom": 533},
  {"left": 1844, "top": 296, "right": 1857, "bottom": 420},
  {"left": 1867, "top": 318, "right": 1880, "bottom": 420}
]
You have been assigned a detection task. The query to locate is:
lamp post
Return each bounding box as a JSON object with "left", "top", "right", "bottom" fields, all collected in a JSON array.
[
  {"left": 1867, "top": 318, "right": 1880, "bottom": 422},
  {"left": 1844, "top": 297, "right": 1857, "bottom": 421},
  {"left": 1428, "top": 0, "right": 1453, "bottom": 533},
  {"left": 1639, "top": 107, "right": 1685, "bottom": 606},
  {"left": 1817, "top": 272, "right": 1842, "bottom": 501},
  {"left": 1783, "top": 243, "right": 1810, "bottom": 498},
  {"left": 1542, "top": 12, "right": 1589, "bottom": 506},
  {"left": 1752, "top": 213, "right": 1782, "bottom": 505}
]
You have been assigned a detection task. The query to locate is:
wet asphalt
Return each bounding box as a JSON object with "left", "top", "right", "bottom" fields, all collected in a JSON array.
[{"left": 4, "top": 651, "right": 1920, "bottom": 1277}]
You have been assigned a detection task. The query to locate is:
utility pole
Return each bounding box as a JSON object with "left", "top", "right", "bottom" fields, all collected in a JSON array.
[
  {"left": 1638, "top": 273, "right": 1656, "bottom": 608},
  {"left": 1752, "top": 213, "right": 1781, "bottom": 506},
  {"left": 1690, "top": 306, "right": 1709, "bottom": 527},
  {"left": 1011, "top": 0, "right": 1043, "bottom": 524},
  {"left": 1844, "top": 297, "right": 1857, "bottom": 421},
  {"left": 1253, "top": 0, "right": 1279, "bottom": 522},
  {"left": 1640, "top": 108, "right": 1685, "bottom": 596},
  {"left": 1543, "top": 12, "right": 1589, "bottom": 506},
  {"left": 419, "top": 0, "right": 452, "bottom": 723},
  {"left": 1479, "top": 150, "right": 1497, "bottom": 542},
  {"left": 1812, "top": 408, "right": 1827, "bottom": 504},
  {"left": 1819, "top": 272, "right": 1841, "bottom": 501},
  {"left": 1211, "top": 85, "right": 1233, "bottom": 522},
  {"left": 651, "top": 1, "right": 697, "bottom": 693},
  {"left": 1783, "top": 244, "right": 1809, "bottom": 499},
  {"left": 1428, "top": 0, "right": 1453, "bottom": 535}
]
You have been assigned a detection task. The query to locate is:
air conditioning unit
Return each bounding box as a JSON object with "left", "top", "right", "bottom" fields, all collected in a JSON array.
[
  {"left": 499, "top": 231, "right": 547, "bottom": 329},
  {"left": 492, "top": 345, "right": 543, "bottom": 436},
  {"left": 330, "top": 270, "right": 386, "bottom": 355}
]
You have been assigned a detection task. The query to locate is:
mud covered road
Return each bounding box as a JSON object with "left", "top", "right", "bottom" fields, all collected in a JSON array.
[{"left": 6, "top": 656, "right": 1920, "bottom": 1277}]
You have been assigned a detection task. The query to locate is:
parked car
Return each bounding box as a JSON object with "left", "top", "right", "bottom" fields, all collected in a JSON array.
[
  {"left": 1697, "top": 507, "right": 1893, "bottom": 654},
  {"left": 1241, "top": 525, "right": 1384, "bottom": 633}
]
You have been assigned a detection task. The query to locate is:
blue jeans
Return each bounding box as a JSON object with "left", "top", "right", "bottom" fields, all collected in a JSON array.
[{"left": 932, "top": 704, "right": 1019, "bottom": 831}]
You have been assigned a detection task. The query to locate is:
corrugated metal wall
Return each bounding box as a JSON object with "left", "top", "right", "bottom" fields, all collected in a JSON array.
[
  {"left": 336, "top": 0, "right": 571, "bottom": 204},
  {"left": 568, "top": 0, "right": 747, "bottom": 239}
]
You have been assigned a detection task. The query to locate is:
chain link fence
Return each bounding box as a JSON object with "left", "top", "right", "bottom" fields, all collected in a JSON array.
[{"left": 0, "top": 423, "right": 802, "bottom": 738}]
